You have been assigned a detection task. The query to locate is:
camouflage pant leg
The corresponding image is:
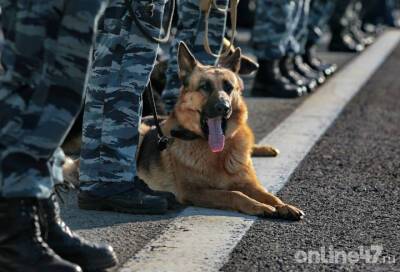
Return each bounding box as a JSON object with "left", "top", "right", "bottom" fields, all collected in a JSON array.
[
  {"left": 0, "top": 0, "right": 105, "bottom": 198},
  {"left": 79, "top": 0, "right": 166, "bottom": 183},
  {"left": 385, "top": 0, "right": 398, "bottom": 24},
  {"left": 307, "top": 0, "right": 335, "bottom": 44},
  {"left": 0, "top": 0, "right": 56, "bottom": 137},
  {"left": 0, "top": 0, "right": 52, "bottom": 89},
  {"left": 350, "top": 1, "right": 363, "bottom": 26},
  {"left": 0, "top": 0, "right": 64, "bottom": 198},
  {"left": 252, "top": 0, "right": 301, "bottom": 60},
  {"left": 161, "top": 0, "right": 228, "bottom": 111},
  {"left": 291, "top": 0, "right": 311, "bottom": 55}
]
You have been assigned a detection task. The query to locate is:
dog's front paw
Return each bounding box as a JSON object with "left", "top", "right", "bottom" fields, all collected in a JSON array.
[
  {"left": 275, "top": 204, "right": 304, "bottom": 221},
  {"left": 251, "top": 145, "right": 280, "bottom": 157}
]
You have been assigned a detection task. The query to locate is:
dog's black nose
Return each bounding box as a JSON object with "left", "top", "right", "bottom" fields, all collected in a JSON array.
[{"left": 214, "top": 101, "right": 230, "bottom": 115}]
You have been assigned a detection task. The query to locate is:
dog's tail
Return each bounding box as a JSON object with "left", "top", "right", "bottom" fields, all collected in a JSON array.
[
  {"left": 251, "top": 144, "right": 280, "bottom": 157},
  {"left": 63, "top": 157, "right": 80, "bottom": 187}
]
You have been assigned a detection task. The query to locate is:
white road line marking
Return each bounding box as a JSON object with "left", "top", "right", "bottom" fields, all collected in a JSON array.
[{"left": 121, "top": 31, "right": 400, "bottom": 272}]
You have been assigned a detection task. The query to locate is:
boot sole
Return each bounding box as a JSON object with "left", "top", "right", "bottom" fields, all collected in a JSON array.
[{"left": 83, "top": 254, "right": 118, "bottom": 271}]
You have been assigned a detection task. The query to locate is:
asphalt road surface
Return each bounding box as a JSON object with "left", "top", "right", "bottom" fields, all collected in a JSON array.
[{"left": 60, "top": 31, "right": 400, "bottom": 271}]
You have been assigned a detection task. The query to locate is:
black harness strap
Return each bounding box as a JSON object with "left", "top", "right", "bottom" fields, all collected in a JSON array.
[{"left": 145, "top": 83, "right": 172, "bottom": 151}]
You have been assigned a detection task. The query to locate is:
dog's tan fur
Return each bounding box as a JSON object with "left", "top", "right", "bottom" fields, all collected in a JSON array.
[{"left": 135, "top": 43, "right": 304, "bottom": 220}]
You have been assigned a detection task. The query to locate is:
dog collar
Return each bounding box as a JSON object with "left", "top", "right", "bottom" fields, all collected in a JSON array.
[{"left": 170, "top": 126, "right": 201, "bottom": 141}]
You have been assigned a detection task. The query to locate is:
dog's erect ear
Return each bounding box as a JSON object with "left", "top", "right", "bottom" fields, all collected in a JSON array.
[
  {"left": 238, "top": 55, "right": 259, "bottom": 75},
  {"left": 178, "top": 42, "right": 198, "bottom": 82},
  {"left": 219, "top": 47, "right": 242, "bottom": 73}
]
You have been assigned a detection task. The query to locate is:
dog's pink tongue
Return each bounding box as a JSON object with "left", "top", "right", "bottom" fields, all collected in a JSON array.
[{"left": 207, "top": 117, "right": 225, "bottom": 153}]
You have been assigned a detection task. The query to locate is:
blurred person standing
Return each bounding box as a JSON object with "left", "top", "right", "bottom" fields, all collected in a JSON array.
[
  {"left": 0, "top": 0, "right": 118, "bottom": 271},
  {"left": 328, "top": 0, "right": 375, "bottom": 52},
  {"left": 251, "top": 0, "right": 324, "bottom": 98},
  {"left": 301, "top": 0, "right": 337, "bottom": 77}
]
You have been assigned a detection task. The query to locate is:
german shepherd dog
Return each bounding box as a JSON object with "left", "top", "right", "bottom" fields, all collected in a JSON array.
[
  {"left": 64, "top": 42, "right": 304, "bottom": 220},
  {"left": 136, "top": 42, "right": 303, "bottom": 220}
]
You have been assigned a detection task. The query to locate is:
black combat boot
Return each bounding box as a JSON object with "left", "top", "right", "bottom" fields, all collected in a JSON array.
[
  {"left": 38, "top": 194, "right": 118, "bottom": 271},
  {"left": 132, "top": 177, "right": 181, "bottom": 209},
  {"left": 279, "top": 56, "right": 317, "bottom": 93},
  {"left": 293, "top": 55, "right": 326, "bottom": 85},
  {"left": 0, "top": 198, "right": 82, "bottom": 272},
  {"left": 350, "top": 25, "right": 375, "bottom": 47},
  {"left": 303, "top": 42, "right": 337, "bottom": 77},
  {"left": 328, "top": 31, "right": 365, "bottom": 53},
  {"left": 78, "top": 180, "right": 169, "bottom": 214},
  {"left": 328, "top": 1, "right": 365, "bottom": 53},
  {"left": 251, "top": 59, "right": 306, "bottom": 98}
]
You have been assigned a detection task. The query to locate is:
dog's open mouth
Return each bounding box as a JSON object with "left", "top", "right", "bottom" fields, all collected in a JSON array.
[{"left": 201, "top": 115, "right": 228, "bottom": 153}]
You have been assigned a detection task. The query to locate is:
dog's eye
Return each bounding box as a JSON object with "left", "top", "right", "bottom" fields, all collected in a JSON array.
[
  {"left": 223, "top": 80, "right": 234, "bottom": 94},
  {"left": 199, "top": 81, "right": 213, "bottom": 93}
]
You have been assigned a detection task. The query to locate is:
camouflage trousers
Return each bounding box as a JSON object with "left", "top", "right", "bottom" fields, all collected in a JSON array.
[
  {"left": 252, "top": 0, "right": 311, "bottom": 60},
  {"left": 0, "top": 0, "right": 105, "bottom": 198},
  {"left": 79, "top": 0, "right": 166, "bottom": 183},
  {"left": 161, "top": 0, "right": 228, "bottom": 111},
  {"left": 307, "top": 0, "right": 335, "bottom": 44}
]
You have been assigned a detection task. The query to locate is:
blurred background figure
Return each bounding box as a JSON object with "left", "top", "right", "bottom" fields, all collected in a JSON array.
[
  {"left": 328, "top": 0, "right": 400, "bottom": 52},
  {"left": 303, "top": 0, "right": 337, "bottom": 77},
  {"left": 250, "top": 0, "right": 336, "bottom": 98},
  {"left": 251, "top": 0, "right": 311, "bottom": 98},
  {"left": 0, "top": 0, "right": 117, "bottom": 271},
  {"left": 328, "top": 0, "right": 374, "bottom": 52}
]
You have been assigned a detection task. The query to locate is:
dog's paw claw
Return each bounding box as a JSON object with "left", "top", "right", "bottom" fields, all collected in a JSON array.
[
  {"left": 276, "top": 204, "right": 304, "bottom": 221},
  {"left": 271, "top": 148, "right": 280, "bottom": 157}
]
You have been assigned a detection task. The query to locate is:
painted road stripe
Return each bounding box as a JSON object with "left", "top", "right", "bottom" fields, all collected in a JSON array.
[{"left": 121, "top": 31, "right": 400, "bottom": 272}]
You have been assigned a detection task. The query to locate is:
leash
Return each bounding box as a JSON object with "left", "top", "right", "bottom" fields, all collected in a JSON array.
[
  {"left": 145, "top": 82, "right": 172, "bottom": 151},
  {"left": 200, "top": 0, "right": 239, "bottom": 58},
  {"left": 125, "top": 0, "right": 175, "bottom": 44}
]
